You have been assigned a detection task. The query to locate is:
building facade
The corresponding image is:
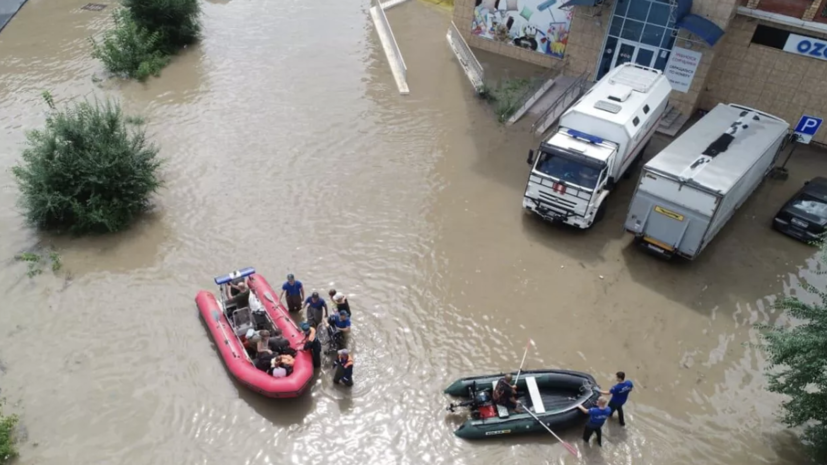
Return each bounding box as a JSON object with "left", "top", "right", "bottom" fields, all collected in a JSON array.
[{"left": 453, "top": 0, "right": 827, "bottom": 144}]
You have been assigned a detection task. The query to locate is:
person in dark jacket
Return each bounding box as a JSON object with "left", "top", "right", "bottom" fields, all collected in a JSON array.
[
  {"left": 329, "top": 289, "right": 351, "bottom": 317},
  {"left": 300, "top": 322, "right": 321, "bottom": 368},
  {"left": 493, "top": 374, "right": 521, "bottom": 412},
  {"left": 268, "top": 328, "right": 291, "bottom": 354},
  {"left": 333, "top": 349, "right": 354, "bottom": 386}
]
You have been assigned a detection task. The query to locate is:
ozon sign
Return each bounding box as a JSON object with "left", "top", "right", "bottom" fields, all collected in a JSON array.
[{"left": 783, "top": 33, "right": 827, "bottom": 61}]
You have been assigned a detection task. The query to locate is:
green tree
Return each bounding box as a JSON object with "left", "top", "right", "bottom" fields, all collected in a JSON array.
[
  {"left": 123, "top": 0, "right": 201, "bottom": 54},
  {"left": 759, "top": 243, "right": 827, "bottom": 463},
  {"left": 12, "top": 93, "right": 163, "bottom": 234},
  {"left": 90, "top": 9, "right": 169, "bottom": 82}
]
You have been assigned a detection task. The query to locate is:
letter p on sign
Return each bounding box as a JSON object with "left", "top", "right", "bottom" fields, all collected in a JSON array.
[{"left": 794, "top": 115, "right": 823, "bottom": 144}]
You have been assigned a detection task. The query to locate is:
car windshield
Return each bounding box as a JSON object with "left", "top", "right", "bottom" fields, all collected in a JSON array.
[
  {"left": 534, "top": 151, "right": 603, "bottom": 190},
  {"left": 790, "top": 194, "right": 827, "bottom": 219}
]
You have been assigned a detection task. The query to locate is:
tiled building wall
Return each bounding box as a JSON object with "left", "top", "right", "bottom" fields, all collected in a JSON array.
[
  {"left": 451, "top": 0, "right": 564, "bottom": 68},
  {"left": 701, "top": 15, "right": 827, "bottom": 144},
  {"left": 562, "top": 0, "right": 739, "bottom": 116},
  {"left": 750, "top": 0, "right": 812, "bottom": 18},
  {"left": 452, "top": 0, "right": 744, "bottom": 117},
  {"left": 811, "top": 0, "right": 827, "bottom": 23}
]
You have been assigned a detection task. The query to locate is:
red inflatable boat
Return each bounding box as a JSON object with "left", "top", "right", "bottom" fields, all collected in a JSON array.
[{"left": 195, "top": 268, "right": 314, "bottom": 398}]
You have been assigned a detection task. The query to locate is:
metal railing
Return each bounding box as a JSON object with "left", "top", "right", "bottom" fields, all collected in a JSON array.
[
  {"left": 511, "top": 65, "right": 562, "bottom": 113},
  {"left": 447, "top": 21, "right": 484, "bottom": 93},
  {"left": 505, "top": 64, "right": 566, "bottom": 125},
  {"left": 532, "top": 71, "right": 591, "bottom": 137},
  {"left": 375, "top": 0, "right": 407, "bottom": 81}
]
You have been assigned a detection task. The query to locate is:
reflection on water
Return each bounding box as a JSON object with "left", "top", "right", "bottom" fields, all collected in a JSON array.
[{"left": 0, "top": 0, "right": 823, "bottom": 464}]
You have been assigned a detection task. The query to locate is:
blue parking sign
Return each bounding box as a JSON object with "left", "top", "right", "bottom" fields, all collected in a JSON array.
[{"left": 794, "top": 115, "right": 823, "bottom": 144}]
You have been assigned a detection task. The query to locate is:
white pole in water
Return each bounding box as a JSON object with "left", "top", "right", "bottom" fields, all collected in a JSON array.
[
  {"left": 519, "top": 401, "right": 579, "bottom": 456},
  {"left": 514, "top": 339, "right": 534, "bottom": 385}
]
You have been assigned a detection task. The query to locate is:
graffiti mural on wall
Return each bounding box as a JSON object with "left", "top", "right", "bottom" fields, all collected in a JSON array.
[{"left": 471, "top": 0, "right": 572, "bottom": 59}]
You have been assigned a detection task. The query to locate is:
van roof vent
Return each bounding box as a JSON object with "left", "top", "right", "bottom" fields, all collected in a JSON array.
[
  {"left": 594, "top": 100, "right": 622, "bottom": 114},
  {"left": 606, "top": 84, "right": 633, "bottom": 102}
]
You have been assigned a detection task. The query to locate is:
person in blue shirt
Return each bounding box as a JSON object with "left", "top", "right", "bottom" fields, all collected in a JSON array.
[
  {"left": 333, "top": 311, "right": 351, "bottom": 333},
  {"left": 600, "top": 371, "right": 633, "bottom": 426},
  {"left": 577, "top": 397, "right": 611, "bottom": 447},
  {"left": 303, "top": 291, "right": 328, "bottom": 328},
  {"left": 280, "top": 274, "right": 305, "bottom": 313}
]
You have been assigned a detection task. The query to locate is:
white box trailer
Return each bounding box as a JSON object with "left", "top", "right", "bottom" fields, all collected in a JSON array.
[
  {"left": 523, "top": 63, "right": 671, "bottom": 229},
  {"left": 624, "top": 103, "right": 790, "bottom": 260}
]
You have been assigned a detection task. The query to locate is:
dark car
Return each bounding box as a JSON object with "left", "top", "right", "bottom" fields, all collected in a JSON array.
[{"left": 772, "top": 177, "right": 827, "bottom": 243}]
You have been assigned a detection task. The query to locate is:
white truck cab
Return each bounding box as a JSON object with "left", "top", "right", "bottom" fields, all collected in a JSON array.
[{"left": 523, "top": 63, "right": 672, "bottom": 229}]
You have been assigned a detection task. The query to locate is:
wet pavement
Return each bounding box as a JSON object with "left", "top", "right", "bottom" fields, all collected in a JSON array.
[{"left": 0, "top": 0, "right": 824, "bottom": 464}]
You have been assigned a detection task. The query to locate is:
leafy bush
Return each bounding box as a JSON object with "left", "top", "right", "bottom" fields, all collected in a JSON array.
[
  {"left": 485, "top": 78, "right": 537, "bottom": 123},
  {"left": 91, "top": 9, "right": 169, "bottom": 82},
  {"left": 12, "top": 93, "right": 162, "bottom": 234},
  {"left": 758, "top": 243, "right": 827, "bottom": 463},
  {"left": 91, "top": 0, "right": 200, "bottom": 80},
  {"left": 0, "top": 402, "right": 18, "bottom": 465},
  {"left": 124, "top": 0, "right": 201, "bottom": 54}
]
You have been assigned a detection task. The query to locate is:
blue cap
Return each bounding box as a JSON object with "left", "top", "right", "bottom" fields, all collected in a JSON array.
[
  {"left": 300, "top": 322, "right": 310, "bottom": 332},
  {"left": 287, "top": 273, "right": 295, "bottom": 280},
  {"left": 339, "top": 311, "right": 348, "bottom": 318}
]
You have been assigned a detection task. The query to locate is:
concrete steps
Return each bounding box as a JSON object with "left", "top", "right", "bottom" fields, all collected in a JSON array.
[
  {"left": 657, "top": 104, "right": 690, "bottom": 137},
  {"left": 506, "top": 78, "right": 556, "bottom": 126}
]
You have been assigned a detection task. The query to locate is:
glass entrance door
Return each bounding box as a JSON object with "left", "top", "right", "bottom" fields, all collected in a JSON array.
[{"left": 611, "top": 39, "right": 658, "bottom": 69}]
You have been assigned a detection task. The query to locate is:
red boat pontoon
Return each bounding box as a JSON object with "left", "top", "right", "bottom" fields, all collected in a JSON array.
[{"left": 195, "top": 268, "right": 313, "bottom": 398}]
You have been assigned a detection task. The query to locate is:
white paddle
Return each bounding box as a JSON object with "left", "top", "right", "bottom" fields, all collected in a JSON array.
[{"left": 519, "top": 401, "right": 579, "bottom": 457}]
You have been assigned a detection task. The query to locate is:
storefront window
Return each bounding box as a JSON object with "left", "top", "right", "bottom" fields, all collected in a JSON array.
[
  {"left": 642, "top": 24, "right": 665, "bottom": 47},
  {"left": 621, "top": 19, "right": 645, "bottom": 42},
  {"left": 597, "top": 0, "right": 677, "bottom": 80}
]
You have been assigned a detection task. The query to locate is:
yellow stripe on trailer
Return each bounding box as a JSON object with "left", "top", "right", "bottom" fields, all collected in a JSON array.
[{"left": 654, "top": 205, "right": 684, "bottom": 222}]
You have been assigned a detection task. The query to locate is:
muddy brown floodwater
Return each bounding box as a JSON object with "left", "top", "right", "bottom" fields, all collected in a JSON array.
[{"left": 0, "top": 1, "right": 825, "bottom": 464}]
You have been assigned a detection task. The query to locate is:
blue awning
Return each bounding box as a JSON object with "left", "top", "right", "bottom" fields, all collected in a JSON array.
[
  {"left": 676, "top": 0, "right": 693, "bottom": 21},
  {"left": 676, "top": 14, "right": 725, "bottom": 47},
  {"left": 560, "top": 0, "right": 599, "bottom": 8}
]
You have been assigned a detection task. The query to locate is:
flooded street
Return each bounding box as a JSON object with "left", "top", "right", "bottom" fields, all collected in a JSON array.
[{"left": 0, "top": 1, "right": 824, "bottom": 464}]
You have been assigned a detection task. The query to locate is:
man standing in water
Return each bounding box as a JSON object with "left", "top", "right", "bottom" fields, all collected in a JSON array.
[
  {"left": 280, "top": 274, "right": 304, "bottom": 313},
  {"left": 577, "top": 397, "right": 611, "bottom": 447},
  {"left": 303, "top": 291, "right": 328, "bottom": 328},
  {"left": 600, "top": 371, "right": 633, "bottom": 426}
]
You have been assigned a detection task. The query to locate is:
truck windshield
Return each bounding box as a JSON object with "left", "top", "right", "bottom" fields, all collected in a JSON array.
[{"left": 534, "top": 151, "right": 604, "bottom": 190}]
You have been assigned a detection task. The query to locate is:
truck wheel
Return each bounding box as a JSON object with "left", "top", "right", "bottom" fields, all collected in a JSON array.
[{"left": 592, "top": 202, "right": 607, "bottom": 226}]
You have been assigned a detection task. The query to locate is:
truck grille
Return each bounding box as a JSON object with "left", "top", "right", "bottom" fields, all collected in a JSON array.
[{"left": 539, "top": 191, "right": 577, "bottom": 209}]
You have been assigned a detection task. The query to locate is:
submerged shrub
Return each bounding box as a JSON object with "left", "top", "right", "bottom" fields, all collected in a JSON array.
[
  {"left": 124, "top": 0, "right": 201, "bottom": 54},
  {"left": 90, "top": 9, "right": 169, "bottom": 81},
  {"left": 91, "top": 0, "right": 200, "bottom": 80},
  {"left": 487, "top": 78, "right": 536, "bottom": 123},
  {"left": 12, "top": 93, "right": 162, "bottom": 234},
  {"left": 0, "top": 401, "right": 18, "bottom": 465}
]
